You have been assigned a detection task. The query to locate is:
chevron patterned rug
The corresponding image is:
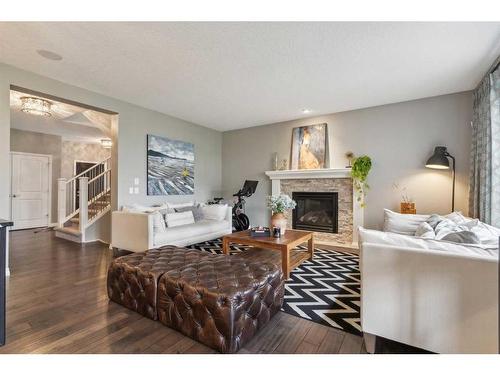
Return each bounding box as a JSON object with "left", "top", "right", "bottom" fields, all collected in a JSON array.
[{"left": 187, "top": 238, "right": 361, "bottom": 336}]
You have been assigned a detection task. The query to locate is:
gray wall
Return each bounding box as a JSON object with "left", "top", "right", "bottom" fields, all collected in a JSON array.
[
  {"left": 0, "top": 63, "right": 222, "bottom": 232},
  {"left": 10, "top": 129, "right": 62, "bottom": 222},
  {"left": 222, "top": 92, "right": 473, "bottom": 229},
  {"left": 61, "top": 140, "right": 111, "bottom": 179},
  {"left": 0, "top": 62, "right": 473, "bottom": 235}
]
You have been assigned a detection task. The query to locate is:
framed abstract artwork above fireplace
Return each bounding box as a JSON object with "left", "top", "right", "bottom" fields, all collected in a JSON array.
[{"left": 290, "top": 123, "right": 328, "bottom": 170}]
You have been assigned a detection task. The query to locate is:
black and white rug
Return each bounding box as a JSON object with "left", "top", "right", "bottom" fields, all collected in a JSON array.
[{"left": 187, "top": 238, "right": 361, "bottom": 336}]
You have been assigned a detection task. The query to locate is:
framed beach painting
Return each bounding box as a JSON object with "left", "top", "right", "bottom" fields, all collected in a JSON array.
[
  {"left": 147, "top": 134, "right": 195, "bottom": 195},
  {"left": 290, "top": 123, "right": 328, "bottom": 170}
]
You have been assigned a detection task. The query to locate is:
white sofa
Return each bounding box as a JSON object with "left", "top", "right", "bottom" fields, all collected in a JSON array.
[
  {"left": 112, "top": 206, "right": 232, "bottom": 252},
  {"left": 359, "top": 211, "right": 499, "bottom": 354}
]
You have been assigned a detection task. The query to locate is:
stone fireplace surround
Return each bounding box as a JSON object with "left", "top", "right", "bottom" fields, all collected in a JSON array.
[{"left": 265, "top": 168, "right": 363, "bottom": 246}]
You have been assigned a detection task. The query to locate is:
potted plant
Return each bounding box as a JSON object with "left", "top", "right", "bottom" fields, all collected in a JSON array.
[
  {"left": 351, "top": 155, "right": 372, "bottom": 208},
  {"left": 267, "top": 194, "right": 297, "bottom": 234},
  {"left": 392, "top": 183, "right": 416, "bottom": 214}
]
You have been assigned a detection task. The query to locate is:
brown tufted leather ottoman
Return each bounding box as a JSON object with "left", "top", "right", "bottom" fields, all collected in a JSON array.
[
  {"left": 156, "top": 255, "right": 284, "bottom": 353},
  {"left": 107, "top": 247, "right": 213, "bottom": 320}
]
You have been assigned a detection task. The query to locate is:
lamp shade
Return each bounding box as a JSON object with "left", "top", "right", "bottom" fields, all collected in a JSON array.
[{"left": 425, "top": 146, "right": 450, "bottom": 170}]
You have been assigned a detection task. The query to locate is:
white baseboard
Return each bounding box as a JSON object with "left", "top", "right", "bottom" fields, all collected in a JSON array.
[{"left": 94, "top": 238, "right": 110, "bottom": 246}]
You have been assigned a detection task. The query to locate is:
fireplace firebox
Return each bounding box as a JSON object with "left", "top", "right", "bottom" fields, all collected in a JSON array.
[{"left": 292, "top": 192, "right": 338, "bottom": 233}]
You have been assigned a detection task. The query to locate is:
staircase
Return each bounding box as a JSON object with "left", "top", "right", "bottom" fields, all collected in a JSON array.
[{"left": 55, "top": 157, "right": 111, "bottom": 243}]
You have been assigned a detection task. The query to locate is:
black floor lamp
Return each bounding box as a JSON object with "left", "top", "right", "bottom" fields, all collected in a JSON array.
[{"left": 425, "top": 146, "right": 456, "bottom": 212}]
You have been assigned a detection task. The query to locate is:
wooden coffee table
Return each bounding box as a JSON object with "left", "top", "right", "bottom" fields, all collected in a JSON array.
[{"left": 222, "top": 229, "right": 314, "bottom": 279}]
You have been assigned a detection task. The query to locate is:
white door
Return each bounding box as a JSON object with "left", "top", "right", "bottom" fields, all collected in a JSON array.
[{"left": 11, "top": 153, "right": 51, "bottom": 230}]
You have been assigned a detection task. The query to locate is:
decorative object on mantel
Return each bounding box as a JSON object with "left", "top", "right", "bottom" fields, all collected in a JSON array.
[
  {"left": 351, "top": 155, "right": 372, "bottom": 208},
  {"left": 147, "top": 134, "right": 195, "bottom": 196},
  {"left": 345, "top": 151, "right": 354, "bottom": 168},
  {"left": 279, "top": 158, "right": 289, "bottom": 170},
  {"left": 272, "top": 152, "right": 279, "bottom": 171},
  {"left": 267, "top": 194, "right": 297, "bottom": 235},
  {"left": 425, "top": 146, "right": 456, "bottom": 211},
  {"left": 393, "top": 183, "right": 416, "bottom": 214},
  {"left": 290, "top": 123, "right": 327, "bottom": 170}
]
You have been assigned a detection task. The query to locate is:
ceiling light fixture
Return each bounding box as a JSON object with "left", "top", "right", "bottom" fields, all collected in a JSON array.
[
  {"left": 36, "top": 49, "right": 63, "bottom": 61},
  {"left": 301, "top": 109, "right": 311, "bottom": 114},
  {"left": 101, "top": 139, "right": 113, "bottom": 149},
  {"left": 20, "top": 97, "right": 52, "bottom": 117}
]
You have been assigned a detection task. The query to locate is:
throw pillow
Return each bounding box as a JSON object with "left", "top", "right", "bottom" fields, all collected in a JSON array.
[
  {"left": 201, "top": 204, "right": 228, "bottom": 221},
  {"left": 152, "top": 211, "right": 167, "bottom": 233},
  {"left": 165, "top": 211, "right": 195, "bottom": 228},
  {"left": 441, "top": 231, "right": 481, "bottom": 245},
  {"left": 167, "top": 201, "right": 195, "bottom": 209},
  {"left": 383, "top": 209, "right": 430, "bottom": 236},
  {"left": 415, "top": 222, "right": 435, "bottom": 239},
  {"left": 175, "top": 205, "right": 204, "bottom": 221}
]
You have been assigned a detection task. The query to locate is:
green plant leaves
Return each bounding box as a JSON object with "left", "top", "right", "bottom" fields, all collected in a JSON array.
[{"left": 351, "top": 155, "right": 372, "bottom": 207}]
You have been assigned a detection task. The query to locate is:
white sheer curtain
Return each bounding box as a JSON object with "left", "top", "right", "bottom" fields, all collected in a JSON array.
[{"left": 490, "top": 66, "right": 500, "bottom": 227}]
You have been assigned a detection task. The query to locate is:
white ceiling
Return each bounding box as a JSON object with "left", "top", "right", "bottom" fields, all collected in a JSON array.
[
  {"left": 1, "top": 22, "right": 499, "bottom": 131},
  {"left": 10, "top": 89, "right": 111, "bottom": 143}
]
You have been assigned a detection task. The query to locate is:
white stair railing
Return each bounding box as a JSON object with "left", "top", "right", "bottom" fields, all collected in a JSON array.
[{"left": 57, "top": 157, "right": 111, "bottom": 229}]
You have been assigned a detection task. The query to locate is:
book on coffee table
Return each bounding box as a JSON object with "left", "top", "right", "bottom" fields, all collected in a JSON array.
[{"left": 250, "top": 226, "right": 271, "bottom": 237}]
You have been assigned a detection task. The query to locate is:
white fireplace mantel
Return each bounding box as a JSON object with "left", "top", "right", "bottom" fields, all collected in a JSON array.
[
  {"left": 265, "top": 168, "right": 363, "bottom": 247},
  {"left": 265, "top": 168, "right": 352, "bottom": 180}
]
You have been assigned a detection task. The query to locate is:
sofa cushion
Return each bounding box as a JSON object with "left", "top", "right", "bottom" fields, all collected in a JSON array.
[
  {"left": 202, "top": 204, "right": 228, "bottom": 221},
  {"left": 175, "top": 204, "right": 204, "bottom": 221},
  {"left": 152, "top": 211, "right": 167, "bottom": 233},
  {"left": 359, "top": 227, "right": 498, "bottom": 259},
  {"left": 167, "top": 201, "right": 195, "bottom": 209},
  {"left": 383, "top": 209, "right": 430, "bottom": 235},
  {"left": 165, "top": 211, "right": 195, "bottom": 228},
  {"left": 154, "top": 219, "right": 230, "bottom": 246}
]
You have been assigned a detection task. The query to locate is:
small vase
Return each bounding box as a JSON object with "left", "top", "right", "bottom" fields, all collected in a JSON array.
[
  {"left": 400, "top": 202, "right": 416, "bottom": 214},
  {"left": 271, "top": 212, "right": 287, "bottom": 235}
]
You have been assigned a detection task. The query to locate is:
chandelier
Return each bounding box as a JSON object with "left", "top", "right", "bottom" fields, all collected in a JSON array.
[{"left": 20, "top": 97, "right": 52, "bottom": 117}]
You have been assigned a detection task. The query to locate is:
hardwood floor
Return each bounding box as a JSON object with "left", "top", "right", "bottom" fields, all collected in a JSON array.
[{"left": 0, "top": 229, "right": 367, "bottom": 354}]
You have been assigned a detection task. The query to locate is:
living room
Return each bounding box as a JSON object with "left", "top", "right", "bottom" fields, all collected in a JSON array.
[{"left": 0, "top": 2, "right": 499, "bottom": 373}]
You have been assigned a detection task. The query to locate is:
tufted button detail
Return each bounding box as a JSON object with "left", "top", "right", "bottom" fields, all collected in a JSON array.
[
  {"left": 156, "top": 250, "right": 284, "bottom": 353},
  {"left": 108, "top": 245, "right": 284, "bottom": 353}
]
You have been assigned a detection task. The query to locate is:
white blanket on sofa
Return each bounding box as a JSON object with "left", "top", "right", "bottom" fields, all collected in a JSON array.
[{"left": 415, "top": 214, "right": 499, "bottom": 249}]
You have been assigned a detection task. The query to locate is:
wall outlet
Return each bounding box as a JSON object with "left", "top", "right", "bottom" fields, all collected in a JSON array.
[
  {"left": 134, "top": 187, "right": 139, "bottom": 194},
  {"left": 134, "top": 178, "right": 140, "bottom": 186},
  {"left": 129, "top": 187, "right": 134, "bottom": 194}
]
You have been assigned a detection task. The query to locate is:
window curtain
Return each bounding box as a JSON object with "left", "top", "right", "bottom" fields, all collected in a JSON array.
[{"left": 469, "top": 62, "right": 500, "bottom": 227}]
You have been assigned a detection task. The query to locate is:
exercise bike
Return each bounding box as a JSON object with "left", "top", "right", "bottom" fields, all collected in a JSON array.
[{"left": 232, "top": 180, "right": 258, "bottom": 231}]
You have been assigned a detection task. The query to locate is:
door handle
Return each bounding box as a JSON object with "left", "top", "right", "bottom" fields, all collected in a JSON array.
[{"left": 12, "top": 194, "right": 18, "bottom": 198}]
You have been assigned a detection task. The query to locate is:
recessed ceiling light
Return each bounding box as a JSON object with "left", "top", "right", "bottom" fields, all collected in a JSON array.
[
  {"left": 301, "top": 109, "right": 311, "bottom": 114},
  {"left": 36, "top": 49, "right": 63, "bottom": 61}
]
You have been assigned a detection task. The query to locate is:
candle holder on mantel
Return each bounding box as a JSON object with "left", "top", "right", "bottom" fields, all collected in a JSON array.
[{"left": 400, "top": 202, "right": 416, "bottom": 214}]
